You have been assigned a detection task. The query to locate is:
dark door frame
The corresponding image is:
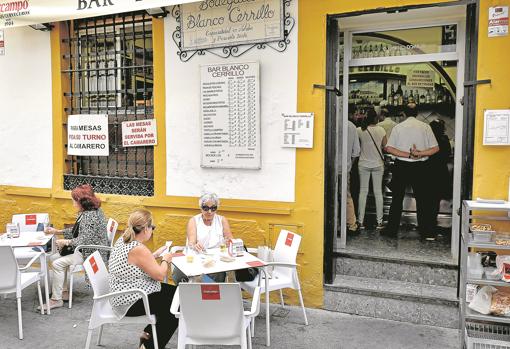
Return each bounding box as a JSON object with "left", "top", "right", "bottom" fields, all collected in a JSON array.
[{"left": 323, "top": 0, "right": 478, "bottom": 285}]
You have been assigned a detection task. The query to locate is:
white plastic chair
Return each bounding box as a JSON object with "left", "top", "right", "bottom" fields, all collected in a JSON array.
[
  {"left": 170, "top": 283, "right": 260, "bottom": 349},
  {"left": 0, "top": 246, "right": 45, "bottom": 339},
  {"left": 83, "top": 251, "right": 158, "bottom": 349},
  {"left": 68, "top": 218, "right": 118, "bottom": 308},
  {"left": 10, "top": 213, "right": 52, "bottom": 314},
  {"left": 240, "top": 229, "right": 308, "bottom": 328}
]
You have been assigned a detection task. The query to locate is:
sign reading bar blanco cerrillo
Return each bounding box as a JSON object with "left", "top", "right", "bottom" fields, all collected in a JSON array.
[
  {"left": 121, "top": 119, "right": 157, "bottom": 147},
  {"left": 281, "top": 113, "right": 314, "bottom": 148},
  {"left": 67, "top": 114, "right": 109, "bottom": 156},
  {"left": 483, "top": 109, "right": 510, "bottom": 146},
  {"left": 0, "top": 0, "right": 197, "bottom": 29},
  {"left": 180, "top": 0, "right": 283, "bottom": 51},
  {"left": 200, "top": 62, "right": 260, "bottom": 169}
]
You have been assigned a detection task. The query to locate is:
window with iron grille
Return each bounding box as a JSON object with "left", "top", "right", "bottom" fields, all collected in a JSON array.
[{"left": 62, "top": 12, "right": 154, "bottom": 196}]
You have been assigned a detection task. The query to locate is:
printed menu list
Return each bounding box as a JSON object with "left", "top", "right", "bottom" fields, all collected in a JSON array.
[{"left": 200, "top": 62, "right": 261, "bottom": 169}]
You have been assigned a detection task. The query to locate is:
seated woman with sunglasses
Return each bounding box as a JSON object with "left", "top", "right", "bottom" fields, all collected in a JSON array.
[{"left": 172, "top": 192, "right": 233, "bottom": 284}]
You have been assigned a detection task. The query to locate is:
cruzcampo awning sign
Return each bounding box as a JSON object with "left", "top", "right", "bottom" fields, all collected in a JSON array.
[{"left": 0, "top": 0, "right": 196, "bottom": 29}]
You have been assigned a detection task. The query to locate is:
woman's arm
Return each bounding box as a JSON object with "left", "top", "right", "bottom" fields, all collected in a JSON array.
[
  {"left": 186, "top": 218, "right": 199, "bottom": 247},
  {"left": 222, "top": 216, "right": 233, "bottom": 240},
  {"left": 128, "top": 245, "right": 171, "bottom": 282},
  {"left": 381, "top": 135, "right": 387, "bottom": 148}
]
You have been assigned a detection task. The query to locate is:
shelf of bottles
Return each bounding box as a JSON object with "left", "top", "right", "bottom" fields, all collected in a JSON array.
[{"left": 347, "top": 75, "right": 455, "bottom": 117}]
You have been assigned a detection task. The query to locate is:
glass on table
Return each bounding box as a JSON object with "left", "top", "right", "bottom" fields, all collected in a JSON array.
[{"left": 185, "top": 244, "right": 195, "bottom": 263}]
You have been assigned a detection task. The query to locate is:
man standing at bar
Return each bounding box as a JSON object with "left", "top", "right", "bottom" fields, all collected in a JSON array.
[
  {"left": 382, "top": 103, "right": 439, "bottom": 239},
  {"left": 345, "top": 115, "right": 361, "bottom": 233}
]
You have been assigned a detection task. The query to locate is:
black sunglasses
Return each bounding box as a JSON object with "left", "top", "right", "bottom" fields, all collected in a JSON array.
[{"left": 201, "top": 205, "right": 217, "bottom": 212}]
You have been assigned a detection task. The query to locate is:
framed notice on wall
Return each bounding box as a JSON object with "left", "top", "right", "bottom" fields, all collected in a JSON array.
[
  {"left": 483, "top": 109, "right": 510, "bottom": 145},
  {"left": 200, "top": 62, "right": 261, "bottom": 169}
]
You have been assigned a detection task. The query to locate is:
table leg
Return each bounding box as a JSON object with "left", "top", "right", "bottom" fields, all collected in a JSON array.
[
  {"left": 264, "top": 267, "right": 270, "bottom": 346},
  {"left": 39, "top": 249, "right": 51, "bottom": 315}
]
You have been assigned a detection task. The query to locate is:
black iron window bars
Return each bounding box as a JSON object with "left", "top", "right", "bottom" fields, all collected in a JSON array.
[{"left": 62, "top": 12, "right": 154, "bottom": 196}]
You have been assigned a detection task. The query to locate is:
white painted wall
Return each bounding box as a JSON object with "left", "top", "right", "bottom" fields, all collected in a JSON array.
[
  {"left": 0, "top": 26, "right": 53, "bottom": 188},
  {"left": 164, "top": 1, "right": 298, "bottom": 202}
]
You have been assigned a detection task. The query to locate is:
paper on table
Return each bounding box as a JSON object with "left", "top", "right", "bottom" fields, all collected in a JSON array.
[{"left": 160, "top": 241, "right": 173, "bottom": 256}]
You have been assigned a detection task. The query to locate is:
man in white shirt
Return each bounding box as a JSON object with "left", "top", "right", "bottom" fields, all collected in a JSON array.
[
  {"left": 342, "top": 119, "right": 360, "bottom": 233},
  {"left": 383, "top": 103, "right": 439, "bottom": 238},
  {"left": 377, "top": 107, "right": 397, "bottom": 139}
]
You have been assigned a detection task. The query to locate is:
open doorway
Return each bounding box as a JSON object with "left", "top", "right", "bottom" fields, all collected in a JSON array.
[{"left": 331, "top": 6, "right": 466, "bottom": 267}]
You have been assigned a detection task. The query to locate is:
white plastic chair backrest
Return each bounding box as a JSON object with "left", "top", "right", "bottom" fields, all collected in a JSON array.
[
  {"left": 179, "top": 283, "right": 244, "bottom": 340},
  {"left": 106, "top": 218, "right": 119, "bottom": 247},
  {"left": 272, "top": 230, "right": 302, "bottom": 281},
  {"left": 12, "top": 213, "right": 49, "bottom": 232},
  {"left": 83, "top": 251, "right": 109, "bottom": 298},
  {"left": 0, "top": 246, "right": 19, "bottom": 291}
]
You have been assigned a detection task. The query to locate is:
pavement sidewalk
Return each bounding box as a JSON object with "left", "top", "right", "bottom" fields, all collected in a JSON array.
[{"left": 0, "top": 278, "right": 459, "bottom": 349}]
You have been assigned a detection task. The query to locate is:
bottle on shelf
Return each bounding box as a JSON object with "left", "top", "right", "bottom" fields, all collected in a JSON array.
[
  {"left": 419, "top": 91, "right": 426, "bottom": 104},
  {"left": 378, "top": 44, "right": 384, "bottom": 57},
  {"left": 388, "top": 83, "right": 395, "bottom": 106},
  {"left": 384, "top": 45, "right": 390, "bottom": 56},
  {"left": 395, "top": 81, "right": 403, "bottom": 106},
  {"left": 415, "top": 90, "right": 420, "bottom": 104},
  {"left": 368, "top": 44, "right": 374, "bottom": 58},
  {"left": 403, "top": 89, "right": 409, "bottom": 105},
  {"left": 409, "top": 90, "right": 414, "bottom": 102},
  {"left": 425, "top": 89, "right": 431, "bottom": 104}
]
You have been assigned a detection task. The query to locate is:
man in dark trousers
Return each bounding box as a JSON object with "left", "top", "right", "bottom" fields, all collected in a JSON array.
[{"left": 382, "top": 103, "right": 439, "bottom": 239}]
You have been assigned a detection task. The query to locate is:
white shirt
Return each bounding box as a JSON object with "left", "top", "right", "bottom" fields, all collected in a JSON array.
[
  {"left": 347, "top": 121, "right": 360, "bottom": 171},
  {"left": 377, "top": 118, "right": 397, "bottom": 139},
  {"left": 386, "top": 117, "right": 438, "bottom": 162},
  {"left": 357, "top": 125, "right": 386, "bottom": 168},
  {"left": 194, "top": 213, "right": 224, "bottom": 249}
]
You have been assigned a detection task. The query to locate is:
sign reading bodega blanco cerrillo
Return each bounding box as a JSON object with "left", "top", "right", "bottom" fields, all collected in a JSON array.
[
  {"left": 0, "top": 0, "right": 197, "bottom": 29},
  {"left": 121, "top": 119, "right": 157, "bottom": 147},
  {"left": 180, "top": 0, "right": 284, "bottom": 51},
  {"left": 67, "top": 114, "right": 109, "bottom": 156}
]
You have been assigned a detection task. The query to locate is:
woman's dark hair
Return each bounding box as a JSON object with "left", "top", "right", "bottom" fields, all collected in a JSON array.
[
  {"left": 430, "top": 119, "right": 446, "bottom": 140},
  {"left": 71, "top": 184, "right": 101, "bottom": 211},
  {"left": 361, "top": 109, "right": 378, "bottom": 131}
]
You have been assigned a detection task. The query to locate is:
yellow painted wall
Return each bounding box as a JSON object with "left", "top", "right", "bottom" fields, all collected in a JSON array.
[
  {"left": 2, "top": 0, "right": 508, "bottom": 309},
  {"left": 473, "top": 0, "right": 510, "bottom": 231}
]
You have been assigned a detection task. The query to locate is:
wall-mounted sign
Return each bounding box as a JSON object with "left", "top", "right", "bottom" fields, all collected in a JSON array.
[
  {"left": 489, "top": 6, "right": 509, "bottom": 37},
  {"left": 406, "top": 69, "right": 435, "bottom": 88},
  {"left": 200, "top": 62, "right": 260, "bottom": 169},
  {"left": 67, "top": 114, "right": 109, "bottom": 156},
  {"left": 180, "top": 0, "right": 284, "bottom": 51},
  {"left": 281, "top": 113, "right": 314, "bottom": 148},
  {"left": 0, "top": 29, "right": 4, "bottom": 56},
  {"left": 121, "top": 119, "right": 157, "bottom": 147},
  {"left": 483, "top": 109, "right": 510, "bottom": 145}
]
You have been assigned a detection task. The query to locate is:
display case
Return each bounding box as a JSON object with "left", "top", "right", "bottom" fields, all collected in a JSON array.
[{"left": 460, "top": 200, "right": 510, "bottom": 349}]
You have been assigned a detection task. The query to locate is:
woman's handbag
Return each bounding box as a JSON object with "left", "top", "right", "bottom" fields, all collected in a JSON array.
[{"left": 59, "top": 217, "right": 81, "bottom": 256}]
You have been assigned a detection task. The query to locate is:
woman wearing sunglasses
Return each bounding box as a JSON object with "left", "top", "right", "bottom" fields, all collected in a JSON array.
[
  {"left": 109, "top": 209, "right": 178, "bottom": 349},
  {"left": 173, "top": 192, "right": 233, "bottom": 283}
]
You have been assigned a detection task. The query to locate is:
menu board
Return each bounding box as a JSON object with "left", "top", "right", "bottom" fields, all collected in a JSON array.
[{"left": 200, "top": 62, "right": 261, "bottom": 169}]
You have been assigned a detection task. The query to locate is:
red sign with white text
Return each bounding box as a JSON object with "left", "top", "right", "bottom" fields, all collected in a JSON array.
[
  {"left": 25, "top": 214, "right": 37, "bottom": 225},
  {"left": 285, "top": 232, "right": 294, "bottom": 247},
  {"left": 201, "top": 285, "right": 221, "bottom": 300}
]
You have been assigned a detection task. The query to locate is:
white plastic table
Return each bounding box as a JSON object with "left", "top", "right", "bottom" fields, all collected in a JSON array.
[
  {"left": 172, "top": 248, "right": 272, "bottom": 346},
  {"left": 0, "top": 231, "right": 54, "bottom": 314}
]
